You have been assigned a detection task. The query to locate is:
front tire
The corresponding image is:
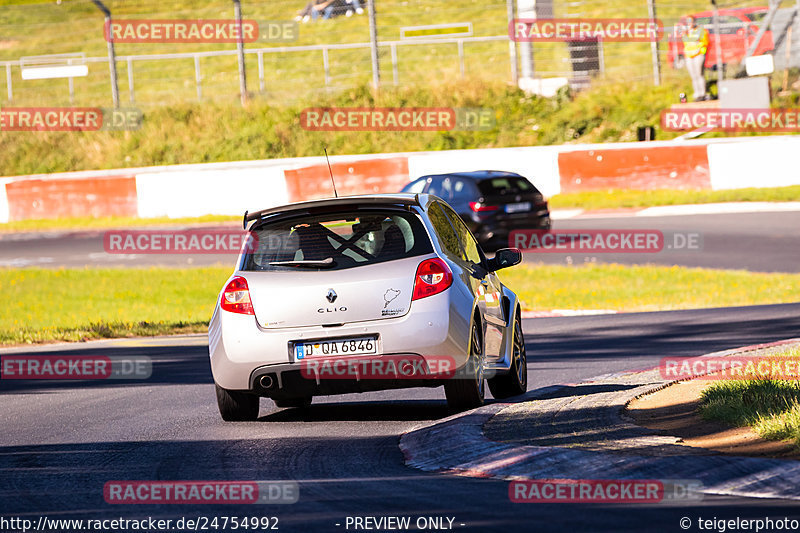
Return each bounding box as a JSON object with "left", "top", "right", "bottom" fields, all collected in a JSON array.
[
  {"left": 215, "top": 383, "right": 260, "bottom": 421},
  {"left": 444, "top": 318, "right": 485, "bottom": 411},
  {"left": 488, "top": 309, "right": 528, "bottom": 399}
]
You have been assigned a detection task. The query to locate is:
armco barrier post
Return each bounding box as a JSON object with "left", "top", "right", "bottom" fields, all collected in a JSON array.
[
  {"left": 93, "top": 0, "right": 120, "bottom": 108},
  {"left": 233, "top": 0, "right": 249, "bottom": 105},
  {"left": 647, "top": 0, "right": 661, "bottom": 85},
  {"left": 368, "top": 0, "right": 380, "bottom": 89}
]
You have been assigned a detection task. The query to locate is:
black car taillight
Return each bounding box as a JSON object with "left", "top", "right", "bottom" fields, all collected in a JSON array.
[{"left": 469, "top": 201, "right": 499, "bottom": 212}]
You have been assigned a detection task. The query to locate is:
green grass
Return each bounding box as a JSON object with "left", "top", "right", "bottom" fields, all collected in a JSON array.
[
  {"left": 549, "top": 186, "right": 800, "bottom": 210},
  {"left": 498, "top": 263, "right": 800, "bottom": 313},
  {"left": 701, "top": 347, "right": 800, "bottom": 447},
  {"left": 2, "top": 72, "right": 797, "bottom": 176},
  {"left": 0, "top": 0, "right": 524, "bottom": 106},
  {"left": 0, "top": 266, "right": 232, "bottom": 344},
  {"left": 0, "top": 0, "right": 771, "bottom": 107},
  {"left": 2, "top": 0, "right": 798, "bottom": 177},
  {"left": 2, "top": 263, "right": 798, "bottom": 344},
  {"left": 0, "top": 78, "right": 680, "bottom": 175}
]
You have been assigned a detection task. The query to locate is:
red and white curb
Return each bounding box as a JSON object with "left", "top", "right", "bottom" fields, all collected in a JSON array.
[{"left": 400, "top": 339, "right": 800, "bottom": 501}]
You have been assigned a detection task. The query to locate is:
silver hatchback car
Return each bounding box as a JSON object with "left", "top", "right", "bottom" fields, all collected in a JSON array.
[{"left": 209, "top": 193, "right": 527, "bottom": 421}]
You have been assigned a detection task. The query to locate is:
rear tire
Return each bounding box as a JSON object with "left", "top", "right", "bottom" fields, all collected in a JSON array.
[
  {"left": 488, "top": 309, "right": 528, "bottom": 399},
  {"left": 215, "top": 383, "right": 260, "bottom": 421},
  {"left": 274, "top": 397, "right": 312, "bottom": 409},
  {"left": 444, "top": 318, "right": 485, "bottom": 411}
]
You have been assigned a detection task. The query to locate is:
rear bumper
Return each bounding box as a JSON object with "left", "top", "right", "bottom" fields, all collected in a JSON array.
[
  {"left": 248, "top": 358, "right": 448, "bottom": 400},
  {"left": 209, "top": 289, "right": 472, "bottom": 391},
  {"left": 468, "top": 207, "right": 551, "bottom": 246},
  {"left": 476, "top": 216, "right": 551, "bottom": 248}
]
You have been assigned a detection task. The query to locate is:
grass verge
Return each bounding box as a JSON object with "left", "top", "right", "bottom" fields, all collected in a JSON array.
[
  {"left": 0, "top": 0, "right": 773, "bottom": 108},
  {"left": 549, "top": 186, "right": 800, "bottom": 210},
  {"left": 0, "top": 266, "right": 232, "bottom": 344},
  {"left": 3, "top": 72, "right": 799, "bottom": 177},
  {"left": 499, "top": 263, "right": 800, "bottom": 313},
  {"left": 2, "top": 263, "right": 799, "bottom": 344},
  {"left": 700, "top": 347, "right": 800, "bottom": 447}
]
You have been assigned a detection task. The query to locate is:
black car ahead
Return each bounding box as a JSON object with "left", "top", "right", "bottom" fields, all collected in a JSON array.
[{"left": 400, "top": 171, "right": 551, "bottom": 250}]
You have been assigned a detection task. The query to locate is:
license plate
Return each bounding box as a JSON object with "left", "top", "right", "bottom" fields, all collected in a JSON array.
[
  {"left": 294, "top": 337, "right": 377, "bottom": 359},
  {"left": 505, "top": 202, "right": 532, "bottom": 214}
]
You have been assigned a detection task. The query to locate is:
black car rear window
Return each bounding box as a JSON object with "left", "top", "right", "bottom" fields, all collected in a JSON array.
[
  {"left": 241, "top": 209, "right": 433, "bottom": 272},
  {"left": 477, "top": 176, "right": 537, "bottom": 196}
]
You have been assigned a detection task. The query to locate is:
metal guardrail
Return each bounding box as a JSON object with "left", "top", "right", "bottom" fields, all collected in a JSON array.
[
  {"left": 0, "top": 35, "right": 510, "bottom": 103},
  {"left": 4, "top": 16, "right": 796, "bottom": 104},
  {"left": 0, "top": 35, "right": 508, "bottom": 67}
]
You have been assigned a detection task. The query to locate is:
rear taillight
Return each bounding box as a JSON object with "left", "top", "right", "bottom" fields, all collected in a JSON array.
[
  {"left": 469, "top": 201, "right": 499, "bottom": 212},
  {"left": 412, "top": 258, "right": 453, "bottom": 301},
  {"left": 221, "top": 276, "right": 254, "bottom": 315}
]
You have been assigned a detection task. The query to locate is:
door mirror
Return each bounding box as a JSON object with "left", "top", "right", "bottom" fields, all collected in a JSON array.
[{"left": 486, "top": 248, "right": 522, "bottom": 272}]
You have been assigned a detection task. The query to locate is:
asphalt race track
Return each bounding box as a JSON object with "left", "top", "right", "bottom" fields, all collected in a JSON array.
[
  {"left": 3, "top": 303, "right": 800, "bottom": 533},
  {"left": 2, "top": 210, "right": 800, "bottom": 272},
  {"left": 531, "top": 210, "right": 800, "bottom": 273},
  {"left": 3, "top": 208, "right": 800, "bottom": 532}
]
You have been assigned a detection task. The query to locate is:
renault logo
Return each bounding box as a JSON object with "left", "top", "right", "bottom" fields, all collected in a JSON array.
[{"left": 326, "top": 289, "right": 337, "bottom": 303}]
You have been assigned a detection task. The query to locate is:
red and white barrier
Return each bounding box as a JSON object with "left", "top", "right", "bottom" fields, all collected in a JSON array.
[
  {"left": 1, "top": 136, "right": 799, "bottom": 223},
  {"left": 557, "top": 142, "right": 711, "bottom": 192}
]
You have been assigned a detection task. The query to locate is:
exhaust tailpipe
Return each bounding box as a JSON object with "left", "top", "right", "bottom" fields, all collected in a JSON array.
[{"left": 259, "top": 375, "right": 274, "bottom": 389}]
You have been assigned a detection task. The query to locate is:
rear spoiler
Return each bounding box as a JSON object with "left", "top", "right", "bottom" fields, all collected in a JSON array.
[{"left": 242, "top": 194, "right": 421, "bottom": 229}]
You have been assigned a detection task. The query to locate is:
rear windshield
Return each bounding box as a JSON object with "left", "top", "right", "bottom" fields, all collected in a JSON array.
[
  {"left": 477, "top": 177, "right": 537, "bottom": 196},
  {"left": 241, "top": 209, "right": 433, "bottom": 272},
  {"left": 745, "top": 12, "right": 766, "bottom": 22}
]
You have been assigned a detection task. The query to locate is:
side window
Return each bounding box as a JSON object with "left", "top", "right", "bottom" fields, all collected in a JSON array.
[
  {"left": 426, "top": 177, "right": 445, "bottom": 199},
  {"left": 442, "top": 203, "right": 483, "bottom": 267},
  {"left": 440, "top": 178, "right": 454, "bottom": 202},
  {"left": 451, "top": 178, "right": 474, "bottom": 202},
  {"left": 427, "top": 201, "right": 462, "bottom": 259}
]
